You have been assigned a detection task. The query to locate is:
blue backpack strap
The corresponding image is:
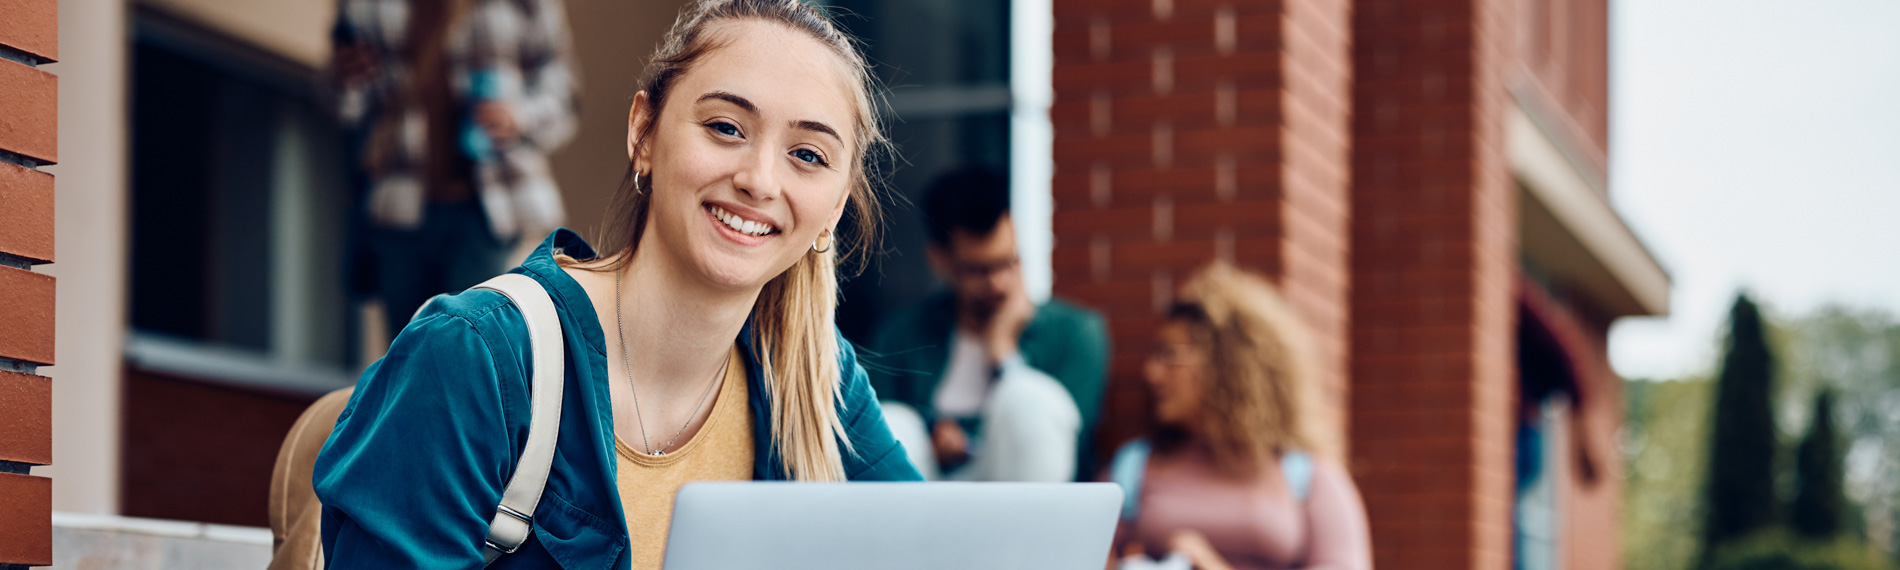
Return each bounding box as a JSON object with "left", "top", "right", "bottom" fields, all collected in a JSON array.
[
  {"left": 1108, "top": 439, "right": 1152, "bottom": 521},
  {"left": 1281, "top": 450, "right": 1315, "bottom": 503}
]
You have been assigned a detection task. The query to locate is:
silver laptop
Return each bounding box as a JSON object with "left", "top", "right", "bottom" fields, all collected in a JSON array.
[{"left": 662, "top": 482, "right": 1123, "bottom": 570}]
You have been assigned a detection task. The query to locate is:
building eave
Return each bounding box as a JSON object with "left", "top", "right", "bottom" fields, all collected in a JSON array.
[{"left": 1507, "top": 101, "right": 1671, "bottom": 318}]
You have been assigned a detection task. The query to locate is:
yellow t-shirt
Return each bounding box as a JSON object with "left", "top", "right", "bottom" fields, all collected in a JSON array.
[{"left": 615, "top": 346, "right": 755, "bottom": 569}]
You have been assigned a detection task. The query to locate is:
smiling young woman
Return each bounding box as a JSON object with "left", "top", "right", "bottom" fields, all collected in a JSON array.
[{"left": 312, "top": 2, "right": 919, "bottom": 568}]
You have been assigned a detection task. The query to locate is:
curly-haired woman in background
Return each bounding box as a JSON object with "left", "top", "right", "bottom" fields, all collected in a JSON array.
[{"left": 1110, "top": 263, "right": 1372, "bottom": 570}]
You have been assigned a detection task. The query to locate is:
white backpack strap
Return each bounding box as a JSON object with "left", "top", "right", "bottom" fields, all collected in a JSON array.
[
  {"left": 1108, "top": 439, "right": 1152, "bottom": 522},
  {"left": 471, "top": 273, "right": 565, "bottom": 566},
  {"left": 1281, "top": 450, "right": 1314, "bottom": 503}
]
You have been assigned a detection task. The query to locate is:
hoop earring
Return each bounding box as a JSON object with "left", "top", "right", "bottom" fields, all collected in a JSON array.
[
  {"left": 812, "top": 229, "right": 833, "bottom": 254},
  {"left": 633, "top": 170, "right": 650, "bottom": 196}
]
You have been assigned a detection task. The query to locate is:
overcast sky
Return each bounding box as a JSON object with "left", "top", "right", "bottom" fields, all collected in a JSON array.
[{"left": 1606, "top": 0, "right": 1900, "bottom": 379}]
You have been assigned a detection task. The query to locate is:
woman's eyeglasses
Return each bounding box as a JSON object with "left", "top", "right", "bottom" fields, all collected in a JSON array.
[{"left": 1145, "top": 343, "right": 1203, "bottom": 369}]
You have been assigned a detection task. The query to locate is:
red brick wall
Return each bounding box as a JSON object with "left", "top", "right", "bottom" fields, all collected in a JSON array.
[
  {"left": 0, "top": 0, "right": 58, "bottom": 565},
  {"left": 1517, "top": 0, "right": 1609, "bottom": 177},
  {"left": 1350, "top": 0, "right": 1521, "bottom": 568},
  {"left": 1278, "top": 0, "right": 1354, "bottom": 439},
  {"left": 121, "top": 368, "right": 319, "bottom": 527},
  {"left": 1522, "top": 278, "right": 1626, "bottom": 570},
  {"left": 1565, "top": 302, "right": 1624, "bottom": 570},
  {"left": 1050, "top": 0, "right": 1355, "bottom": 457}
]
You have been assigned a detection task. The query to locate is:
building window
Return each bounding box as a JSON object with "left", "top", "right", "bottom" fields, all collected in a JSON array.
[
  {"left": 822, "top": 0, "right": 1014, "bottom": 340},
  {"left": 126, "top": 9, "right": 358, "bottom": 392},
  {"left": 1517, "top": 299, "right": 1577, "bottom": 570}
]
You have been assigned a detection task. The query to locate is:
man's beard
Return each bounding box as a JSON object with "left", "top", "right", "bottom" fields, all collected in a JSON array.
[{"left": 960, "top": 294, "right": 1006, "bottom": 327}]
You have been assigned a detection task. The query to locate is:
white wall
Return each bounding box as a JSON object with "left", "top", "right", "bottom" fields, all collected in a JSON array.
[
  {"left": 1010, "top": 0, "right": 1054, "bottom": 302},
  {"left": 40, "top": 0, "right": 131, "bottom": 514}
]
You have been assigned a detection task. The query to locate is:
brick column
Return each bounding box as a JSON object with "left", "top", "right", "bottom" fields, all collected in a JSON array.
[
  {"left": 0, "top": 0, "right": 58, "bottom": 566},
  {"left": 1349, "top": 0, "right": 1519, "bottom": 567},
  {"left": 1050, "top": 0, "right": 1353, "bottom": 452}
]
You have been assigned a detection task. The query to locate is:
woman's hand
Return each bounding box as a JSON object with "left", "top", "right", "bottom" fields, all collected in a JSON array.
[
  {"left": 1108, "top": 541, "right": 1140, "bottom": 570},
  {"left": 931, "top": 418, "right": 970, "bottom": 470},
  {"left": 1167, "top": 530, "right": 1233, "bottom": 570},
  {"left": 474, "top": 102, "right": 521, "bottom": 144}
]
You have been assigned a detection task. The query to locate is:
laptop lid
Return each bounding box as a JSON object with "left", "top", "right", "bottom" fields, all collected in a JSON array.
[{"left": 661, "top": 482, "right": 1123, "bottom": 570}]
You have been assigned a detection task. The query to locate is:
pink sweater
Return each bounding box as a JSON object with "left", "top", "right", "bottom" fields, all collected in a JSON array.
[{"left": 1117, "top": 446, "right": 1372, "bottom": 570}]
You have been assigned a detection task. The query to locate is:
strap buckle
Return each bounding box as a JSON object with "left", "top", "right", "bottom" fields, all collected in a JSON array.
[
  {"left": 485, "top": 505, "right": 533, "bottom": 555},
  {"left": 498, "top": 504, "right": 532, "bottom": 525},
  {"left": 484, "top": 538, "right": 522, "bottom": 556}
]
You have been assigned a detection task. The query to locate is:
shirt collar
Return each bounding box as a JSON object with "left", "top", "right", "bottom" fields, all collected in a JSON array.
[
  {"left": 518, "top": 229, "right": 789, "bottom": 479},
  {"left": 516, "top": 228, "right": 608, "bottom": 357}
]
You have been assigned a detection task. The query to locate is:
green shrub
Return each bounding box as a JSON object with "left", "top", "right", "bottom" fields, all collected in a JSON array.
[
  {"left": 1706, "top": 531, "right": 1894, "bottom": 570},
  {"left": 1792, "top": 390, "right": 1848, "bottom": 540},
  {"left": 1703, "top": 295, "right": 1782, "bottom": 560}
]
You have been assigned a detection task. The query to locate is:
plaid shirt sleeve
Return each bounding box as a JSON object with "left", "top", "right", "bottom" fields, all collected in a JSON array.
[
  {"left": 511, "top": 0, "right": 580, "bottom": 150},
  {"left": 328, "top": 0, "right": 370, "bottom": 127},
  {"left": 328, "top": 0, "right": 400, "bottom": 130}
]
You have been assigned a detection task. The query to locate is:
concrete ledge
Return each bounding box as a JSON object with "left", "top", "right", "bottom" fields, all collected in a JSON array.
[{"left": 48, "top": 512, "right": 270, "bottom": 569}]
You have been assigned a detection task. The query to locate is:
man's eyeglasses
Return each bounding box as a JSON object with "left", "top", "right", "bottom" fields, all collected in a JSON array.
[{"left": 950, "top": 257, "right": 1020, "bottom": 282}]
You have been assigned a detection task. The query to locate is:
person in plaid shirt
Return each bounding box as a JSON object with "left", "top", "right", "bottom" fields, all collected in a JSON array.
[{"left": 330, "top": 0, "right": 578, "bottom": 337}]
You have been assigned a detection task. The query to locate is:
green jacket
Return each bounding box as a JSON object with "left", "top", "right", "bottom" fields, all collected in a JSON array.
[
  {"left": 864, "top": 291, "right": 1110, "bottom": 475},
  {"left": 315, "top": 229, "right": 921, "bottom": 569}
]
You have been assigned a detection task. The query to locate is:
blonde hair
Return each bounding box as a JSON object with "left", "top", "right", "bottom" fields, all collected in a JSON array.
[
  {"left": 1163, "top": 263, "right": 1337, "bottom": 476},
  {"left": 572, "top": 0, "right": 890, "bottom": 481}
]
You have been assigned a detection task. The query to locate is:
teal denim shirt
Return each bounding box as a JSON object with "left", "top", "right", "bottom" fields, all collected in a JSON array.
[{"left": 314, "top": 229, "right": 922, "bottom": 569}]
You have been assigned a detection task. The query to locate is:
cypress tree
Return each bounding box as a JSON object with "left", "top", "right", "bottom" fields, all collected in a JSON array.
[
  {"left": 1791, "top": 389, "right": 1847, "bottom": 540},
  {"left": 1701, "top": 294, "right": 1780, "bottom": 563}
]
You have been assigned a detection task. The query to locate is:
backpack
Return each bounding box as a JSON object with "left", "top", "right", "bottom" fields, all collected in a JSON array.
[
  {"left": 267, "top": 273, "right": 566, "bottom": 569},
  {"left": 1107, "top": 439, "right": 1314, "bottom": 523}
]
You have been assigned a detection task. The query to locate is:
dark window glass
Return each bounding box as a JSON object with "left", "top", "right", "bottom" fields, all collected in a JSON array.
[
  {"left": 823, "top": 0, "right": 1013, "bottom": 342},
  {"left": 128, "top": 13, "right": 354, "bottom": 368}
]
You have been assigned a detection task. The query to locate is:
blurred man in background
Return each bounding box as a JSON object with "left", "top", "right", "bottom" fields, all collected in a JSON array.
[
  {"left": 330, "top": 0, "right": 578, "bottom": 337},
  {"left": 869, "top": 167, "right": 1110, "bottom": 482}
]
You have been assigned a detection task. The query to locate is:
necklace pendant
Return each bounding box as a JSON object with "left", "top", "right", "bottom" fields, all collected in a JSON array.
[{"left": 651, "top": 449, "right": 666, "bottom": 457}]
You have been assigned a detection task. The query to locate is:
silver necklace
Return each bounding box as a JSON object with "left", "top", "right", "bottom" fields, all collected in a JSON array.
[{"left": 615, "top": 271, "right": 725, "bottom": 456}]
